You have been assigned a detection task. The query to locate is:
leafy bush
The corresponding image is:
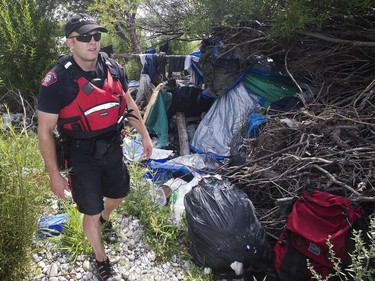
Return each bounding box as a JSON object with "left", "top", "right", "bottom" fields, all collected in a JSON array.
[
  {"left": 347, "top": 217, "right": 375, "bottom": 280},
  {"left": 0, "top": 114, "right": 49, "bottom": 281},
  {"left": 168, "top": 40, "right": 200, "bottom": 56},
  {"left": 0, "top": 0, "right": 58, "bottom": 102}
]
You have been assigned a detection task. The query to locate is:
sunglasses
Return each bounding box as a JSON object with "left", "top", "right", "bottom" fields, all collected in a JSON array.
[{"left": 69, "top": 33, "right": 101, "bottom": 43}]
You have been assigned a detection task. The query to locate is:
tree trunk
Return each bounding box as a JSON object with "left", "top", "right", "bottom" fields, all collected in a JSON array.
[{"left": 127, "top": 15, "right": 142, "bottom": 53}]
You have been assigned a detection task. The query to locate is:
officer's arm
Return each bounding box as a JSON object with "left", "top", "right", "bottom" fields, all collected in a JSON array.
[
  {"left": 125, "top": 92, "right": 153, "bottom": 159},
  {"left": 37, "top": 111, "right": 70, "bottom": 199}
]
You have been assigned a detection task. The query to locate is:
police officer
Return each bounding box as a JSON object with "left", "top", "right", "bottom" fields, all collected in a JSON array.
[{"left": 37, "top": 13, "right": 153, "bottom": 281}]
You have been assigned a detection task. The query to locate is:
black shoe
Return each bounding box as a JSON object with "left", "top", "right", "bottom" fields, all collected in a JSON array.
[
  {"left": 96, "top": 257, "right": 114, "bottom": 281},
  {"left": 101, "top": 219, "right": 119, "bottom": 244}
]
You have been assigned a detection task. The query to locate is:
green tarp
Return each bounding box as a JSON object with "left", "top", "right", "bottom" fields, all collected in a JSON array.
[
  {"left": 243, "top": 72, "right": 299, "bottom": 108},
  {"left": 144, "top": 90, "right": 172, "bottom": 148}
]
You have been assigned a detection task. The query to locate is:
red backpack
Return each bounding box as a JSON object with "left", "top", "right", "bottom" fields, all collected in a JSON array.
[{"left": 274, "top": 190, "right": 363, "bottom": 280}]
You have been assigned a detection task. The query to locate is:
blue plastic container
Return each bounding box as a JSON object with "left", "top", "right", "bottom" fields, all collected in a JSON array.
[{"left": 37, "top": 213, "right": 69, "bottom": 238}]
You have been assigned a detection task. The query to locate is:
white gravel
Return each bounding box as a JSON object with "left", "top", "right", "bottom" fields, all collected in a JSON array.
[{"left": 30, "top": 214, "right": 193, "bottom": 281}]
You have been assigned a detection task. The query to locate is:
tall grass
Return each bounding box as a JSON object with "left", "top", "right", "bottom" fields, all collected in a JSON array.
[
  {"left": 48, "top": 200, "right": 93, "bottom": 261},
  {"left": 0, "top": 118, "right": 49, "bottom": 281}
]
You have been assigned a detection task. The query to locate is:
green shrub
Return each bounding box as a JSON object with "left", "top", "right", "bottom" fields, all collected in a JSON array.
[
  {"left": 168, "top": 40, "right": 200, "bottom": 56},
  {"left": 0, "top": 0, "right": 58, "bottom": 102},
  {"left": 0, "top": 115, "right": 48, "bottom": 281},
  {"left": 121, "top": 160, "right": 157, "bottom": 221}
]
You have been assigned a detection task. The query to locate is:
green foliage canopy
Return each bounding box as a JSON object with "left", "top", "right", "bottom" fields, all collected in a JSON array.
[
  {"left": 90, "top": 0, "right": 142, "bottom": 53},
  {"left": 140, "top": 0, "right": 373, "bottom": 41},
  {"left": 194, "top": 0, "right": 373, "bottom": 37}
]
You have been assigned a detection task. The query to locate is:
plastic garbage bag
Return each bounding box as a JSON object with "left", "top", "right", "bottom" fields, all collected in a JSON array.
[
  {"left": 184, "top": 175, "right": 271, "bottom": 273},
  {"left": 169, "top": 176, "right": 200, "bottom": 225}
]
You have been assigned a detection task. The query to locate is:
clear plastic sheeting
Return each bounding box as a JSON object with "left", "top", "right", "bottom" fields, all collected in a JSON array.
[
  {"left": 169, "top": 176, "right": 201, "bottom": 226},
  {"left": 122, "top": 138, "right": 174, "bottom": 162},
  {"left": 135, "top": 74, "right": 155, "bottom": 104},
  {"left": 184, "top": 175, "right": 271, "bottom": 274},
  {"left": 123, "top": 138, "right": 144, "bottom": 162},
  {"left": 190, "top": 82, "right": 259, "bottom": 158},
  {"left": 165, "top": 153, "right": 222, "bottom": 171}
]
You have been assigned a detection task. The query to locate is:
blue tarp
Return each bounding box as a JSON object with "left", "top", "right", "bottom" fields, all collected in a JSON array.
[{"left": 145, "top": 154, "right": 222, "bottom": 183}]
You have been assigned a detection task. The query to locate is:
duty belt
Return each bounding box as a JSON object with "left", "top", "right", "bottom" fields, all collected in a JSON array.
[{"left": 70, "top": 134, "right": 122, "bottom": 159}]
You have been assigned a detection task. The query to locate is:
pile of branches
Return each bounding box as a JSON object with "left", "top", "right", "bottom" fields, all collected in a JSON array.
[
  {"left": 211, "top": 11, "right": 375, "bottom": 239},
  {"left": 220, "top": 104, "right": 375, "bottom": 238},
  {"left": 210, "top": 13, "right": 375, "bottom": 108}
]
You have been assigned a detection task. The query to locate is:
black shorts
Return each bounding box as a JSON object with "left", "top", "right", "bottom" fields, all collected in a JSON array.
[{"left": 69, "top": 145, "right": 130, "bottom": 215}]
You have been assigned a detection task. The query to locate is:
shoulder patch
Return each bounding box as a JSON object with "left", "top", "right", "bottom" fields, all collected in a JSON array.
[{"left": 41, "top": 71, "right": 58, "bottom": 87}]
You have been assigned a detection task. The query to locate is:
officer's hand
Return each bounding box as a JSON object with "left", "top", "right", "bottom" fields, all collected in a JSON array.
[
  {"left": 50, "top": 173, "right": 70, "bottom": 200},
  {"left": 142, "top": 137, "right": 153, "bottom": 160}
]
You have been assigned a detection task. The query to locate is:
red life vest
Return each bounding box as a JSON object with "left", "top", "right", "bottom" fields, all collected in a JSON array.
[{"left": 58, "top": 61, "right": 127, "bottom": 139}]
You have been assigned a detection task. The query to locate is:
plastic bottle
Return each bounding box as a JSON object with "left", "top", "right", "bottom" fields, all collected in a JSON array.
[{"left": 154, "top": 185, "right": 172, "bottom": 207}]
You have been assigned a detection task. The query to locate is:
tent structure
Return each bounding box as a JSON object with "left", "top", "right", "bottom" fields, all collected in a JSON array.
[{"left": 118, "top": 41, "right": 312, "bottom": 178}]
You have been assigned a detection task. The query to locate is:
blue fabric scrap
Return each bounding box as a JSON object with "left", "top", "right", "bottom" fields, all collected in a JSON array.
[{"left": 245, "top": 113, "right": 269, "bottom": 138}]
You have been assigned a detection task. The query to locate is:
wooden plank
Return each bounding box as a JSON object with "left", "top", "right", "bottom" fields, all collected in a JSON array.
[{"left": 176, "top": 112, "right": 190, "bottom": 156}]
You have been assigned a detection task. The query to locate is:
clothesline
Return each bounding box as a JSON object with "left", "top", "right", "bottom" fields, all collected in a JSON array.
[
  {"left": 112, "top": 52, "right": 203, "bottom": 88},
  {"left": 111, "top": 53, "right": 188, "bottom": 59}
]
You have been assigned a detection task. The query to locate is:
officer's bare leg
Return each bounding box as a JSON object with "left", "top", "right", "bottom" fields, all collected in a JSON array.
[
  {"left": 101, "top": 197, "right": 124, "bottom": 221},
  {"left": 83, "top": 213, "right": 107, "bottom": 261}
]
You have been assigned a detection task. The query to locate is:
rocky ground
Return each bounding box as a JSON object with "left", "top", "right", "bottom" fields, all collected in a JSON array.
[{"left": 30, "top": 213, "right": 194, "bottom": 281}]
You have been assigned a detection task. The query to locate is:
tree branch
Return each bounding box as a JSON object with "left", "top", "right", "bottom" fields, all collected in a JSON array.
[{"left": 298, "top": 31, "right": 375, "bottom": 47}]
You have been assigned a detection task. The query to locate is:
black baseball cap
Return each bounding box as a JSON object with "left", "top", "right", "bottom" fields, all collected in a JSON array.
[{"left": 65, "top": 13, "right": 108, "bottom": 37}]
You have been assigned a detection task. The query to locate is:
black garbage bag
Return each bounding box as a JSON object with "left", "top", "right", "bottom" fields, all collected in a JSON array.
[{"left": 184, "top": 175, "right": 271, "bottom": 274}]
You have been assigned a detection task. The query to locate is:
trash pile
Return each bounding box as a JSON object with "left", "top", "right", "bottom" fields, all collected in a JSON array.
[
  {"left": 25, "top": 11, "right": 375, "bottom": 279},
  {"left": 128, "top": 12, "right": 375, "bottom": 280}
]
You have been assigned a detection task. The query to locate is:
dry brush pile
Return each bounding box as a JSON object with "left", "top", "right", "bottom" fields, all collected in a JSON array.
[
  {"left": 221, "top": 104, "right": 375, "bottom": 238},
  {"left": 214, "top": 13, "right": 375, "bottom": 238}
]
